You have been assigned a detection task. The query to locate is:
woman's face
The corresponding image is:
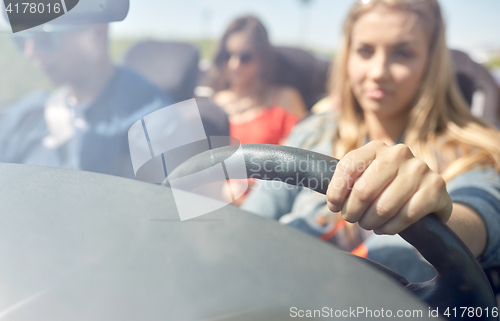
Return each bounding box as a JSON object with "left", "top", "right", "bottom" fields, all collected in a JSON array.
[
  {"left": 348, "top": 4, "right": 430, "bottom": 119},
  {"left": 224, "top": 32, "right": 260, "bottom": 89}
]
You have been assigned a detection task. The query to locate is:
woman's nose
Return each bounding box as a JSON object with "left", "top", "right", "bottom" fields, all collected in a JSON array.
[
  {"left": 227, "top": 56, "right": 241, "bottom": 70},
  {"left": 368, "top": 51, "right": 390, "bottom": 81}
]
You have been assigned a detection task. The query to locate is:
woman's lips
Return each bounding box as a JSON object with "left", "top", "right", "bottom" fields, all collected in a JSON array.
[{"left": 365, "top": 89, "right": 388, "bottom": 100}]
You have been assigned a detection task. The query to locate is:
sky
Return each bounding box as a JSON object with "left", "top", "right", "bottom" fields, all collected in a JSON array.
[
  {"left": 109, "top": 0, "right": 500, "bottom": 54},
  {"left": 1, "top": 0, "right": 500, "bottom": 57}
]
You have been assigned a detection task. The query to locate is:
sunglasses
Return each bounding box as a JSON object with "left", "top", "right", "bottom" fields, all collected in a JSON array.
[
  {"left": 11, "top": 26, "right": 86, "bottom": 52},
  {"left": 218, "top": 51, "right": 255, "bottom": 65},
  {"left": 12, "top": 33, "right": 61, "bottom": 52}
]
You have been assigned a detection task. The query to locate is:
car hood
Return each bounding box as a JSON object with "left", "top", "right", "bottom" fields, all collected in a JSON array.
[{"left": 0, "top": 163, "right": 438, "bottom": 320}]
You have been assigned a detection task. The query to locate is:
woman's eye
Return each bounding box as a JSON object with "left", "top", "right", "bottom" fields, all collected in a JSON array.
[
  {"left": 394, "top": 49, "right": 414, "bottom": 58},
  {"left": 357, "top": 47, "right": 373, "bottom": 58}
]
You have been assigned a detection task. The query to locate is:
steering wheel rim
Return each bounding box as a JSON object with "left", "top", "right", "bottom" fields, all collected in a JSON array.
[{"left": 165, "top": 144, "right": 497, "bottom": 320}]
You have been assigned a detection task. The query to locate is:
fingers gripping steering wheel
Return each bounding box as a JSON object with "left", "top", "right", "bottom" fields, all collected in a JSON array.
[{"left": 165, "top": 144, "right": 497, "bottom": 320}]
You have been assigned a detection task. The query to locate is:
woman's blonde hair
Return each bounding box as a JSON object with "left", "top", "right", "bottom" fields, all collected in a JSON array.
[{"left": 332, "top": 0, "right": 500, "bottom": 181}]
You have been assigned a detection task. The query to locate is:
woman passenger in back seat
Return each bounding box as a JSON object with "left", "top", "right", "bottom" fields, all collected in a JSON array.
[
  {"left": 208, "top": 16, "right": 309, "bottom": 205},
  {"left": 242, "top": 0, "right": 500, "bottom": 283},
  {"left": 208, "top": 15, "right": 307, "bottom": 145}
]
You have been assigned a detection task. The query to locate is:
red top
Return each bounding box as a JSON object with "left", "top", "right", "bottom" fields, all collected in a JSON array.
[{"left": 229, "top": 106, "right": 299, "bottom": 145}]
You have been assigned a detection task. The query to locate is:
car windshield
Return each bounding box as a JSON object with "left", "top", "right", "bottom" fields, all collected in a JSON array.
[{"left": 0, "top": 1, "right": 499, "bottom": 319}]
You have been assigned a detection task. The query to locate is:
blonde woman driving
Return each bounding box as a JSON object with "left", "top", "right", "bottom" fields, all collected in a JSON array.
[{"left": 242, "top": 0, "right": 500, "bottom": 282}]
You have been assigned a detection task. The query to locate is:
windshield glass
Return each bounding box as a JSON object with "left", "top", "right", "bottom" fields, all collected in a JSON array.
[{"left": 0, "top": 1, "right": 499, "bottom": 318}]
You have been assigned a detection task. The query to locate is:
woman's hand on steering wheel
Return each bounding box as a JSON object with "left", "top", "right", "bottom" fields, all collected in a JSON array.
[{"left": 326, "top": 141, "right": 453, "bottom": 235}]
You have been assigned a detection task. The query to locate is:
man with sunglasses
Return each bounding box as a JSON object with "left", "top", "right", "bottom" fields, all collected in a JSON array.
[{"left": 0, "top": 24, "right": 175, "bottom": 178}]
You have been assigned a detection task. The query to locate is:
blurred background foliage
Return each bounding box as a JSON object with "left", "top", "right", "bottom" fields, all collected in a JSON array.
[
  {"left": 486, "top": 57, "right": 500, "bottom": 69},
  {"left": 0, "top": 35, "right": 52, "bottom": 106}
]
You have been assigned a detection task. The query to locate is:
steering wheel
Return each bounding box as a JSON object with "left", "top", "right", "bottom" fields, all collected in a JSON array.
[{"left": 166, "top": 144, "right": 497, "bottom": 320}]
